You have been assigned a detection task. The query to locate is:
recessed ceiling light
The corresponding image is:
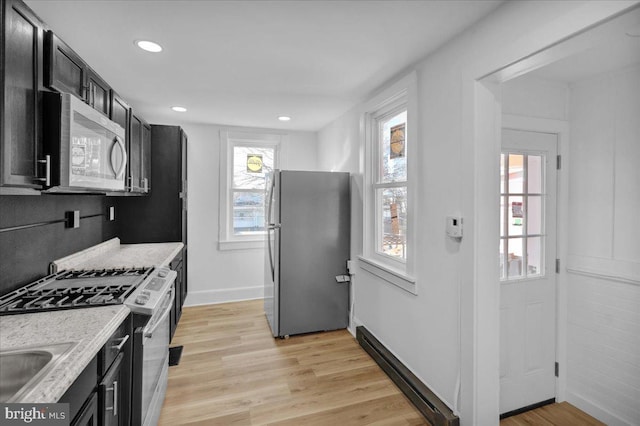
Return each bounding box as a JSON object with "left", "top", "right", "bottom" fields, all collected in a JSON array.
[
  {"left": 171, "top": 106, "right": 187, "bottom": 113},
  {"left": 278, "top": 116, "right": 291, "bottom": 122},
  {"left": 135, "top": 40, "right": 163, "bottom": 53}
]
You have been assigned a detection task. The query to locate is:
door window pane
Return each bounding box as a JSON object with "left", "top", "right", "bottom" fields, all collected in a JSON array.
[
  {"left": 507, "top": 238, "right": 524, "bottom": 279},
  {"left": 527, "top": 237, "right": 543, "bottom": 276},
  {"left": 508, "top": 154, "right": 524, "bottom": 193},
  {"left": 527, "top": 196, "right": 543, "bottom": 235},
  {"left": 378, "top": 187, "right": 407, "bottom": 260},
  {"left": 508, "top": 196, "right": 524, "bottom": 236},
  {"left": 528, "top": 155, "right": 543, "bottom": 194}
]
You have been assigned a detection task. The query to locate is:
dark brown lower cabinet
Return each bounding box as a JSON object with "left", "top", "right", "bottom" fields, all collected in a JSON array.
[
  {"left": 59, "top": 315, "right": 132, "bottom": 426},
  {"left": 72, "top": 392, "right": 98, "bottom": 426},
  {"left": 99, "top": 353, "right": 124, "bottom": 426}
]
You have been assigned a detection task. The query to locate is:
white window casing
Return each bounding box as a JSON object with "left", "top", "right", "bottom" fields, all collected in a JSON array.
[
  {"left": 219, "top": 130, "right": 282, "bottom": 250},
  {"left": 360, "top": 71, "right": 418, "bottom": 294}
]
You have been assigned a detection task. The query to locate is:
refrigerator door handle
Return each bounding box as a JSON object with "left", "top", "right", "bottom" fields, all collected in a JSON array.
[
  {"left": 266, "top": 173, "right": 278, "bottom": 282},
  {"left": 267, "top": 228, "right": 275, "bottom": 282}
]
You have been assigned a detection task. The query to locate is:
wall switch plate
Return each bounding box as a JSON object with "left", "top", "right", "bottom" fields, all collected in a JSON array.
[
  {"left": 66, "top": 210, "right": 80, "bottom": 228},
  {"left": 108, "top": 206, "right": 115, "bottom": 221}
]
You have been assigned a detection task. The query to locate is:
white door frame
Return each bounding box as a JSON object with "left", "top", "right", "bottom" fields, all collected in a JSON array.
[{"left": 459, "top": 2, "right": 638, "bottom": 424}]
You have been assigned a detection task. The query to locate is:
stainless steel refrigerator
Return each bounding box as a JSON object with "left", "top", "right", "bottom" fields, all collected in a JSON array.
[{"left": 264, "top": 170, "right": 351, "bottom": 338}]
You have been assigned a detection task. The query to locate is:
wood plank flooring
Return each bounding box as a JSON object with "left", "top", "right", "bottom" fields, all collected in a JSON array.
[
  {"left": 159, "top": 300, "right": 604, "bottom": 426},
  {"left": 159, "top": 300, "right": 426, "bottom": 425}
]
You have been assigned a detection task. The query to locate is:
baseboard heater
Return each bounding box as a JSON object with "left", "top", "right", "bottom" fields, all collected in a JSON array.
[{"left": 356, "top": 326, "right": 459, "bottom": 426}]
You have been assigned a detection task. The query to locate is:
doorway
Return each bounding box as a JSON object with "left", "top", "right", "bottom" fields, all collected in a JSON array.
[{"left": 499, "top": 128, "right": 558, "bottom": 415}]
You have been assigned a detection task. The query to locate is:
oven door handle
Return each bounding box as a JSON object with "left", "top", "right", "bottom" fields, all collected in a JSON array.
[{"left": 144, "top": 286, "right": 174, "bottom": 339}]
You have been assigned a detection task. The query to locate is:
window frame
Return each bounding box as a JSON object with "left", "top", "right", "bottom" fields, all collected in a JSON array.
[
  {"left": 219, "top": 130, "right": 282, "bottom": 250},
  {"left": 360, "top": 72, "right": 418, "bottom": 294}
]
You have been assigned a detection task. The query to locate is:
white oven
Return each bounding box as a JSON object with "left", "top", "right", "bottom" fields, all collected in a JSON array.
[{"left": 128, "top": 268, "right": 176, "bottom": 426}]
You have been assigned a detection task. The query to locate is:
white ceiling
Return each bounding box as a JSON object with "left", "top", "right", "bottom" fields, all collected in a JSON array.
[{"left": 25, "top": 0, "right": 503, "bottom": 131}]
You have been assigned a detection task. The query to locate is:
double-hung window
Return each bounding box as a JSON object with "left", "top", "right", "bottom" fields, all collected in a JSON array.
[
  {"left": 361, "top": 72, "right": 417, "bottom": 293},
  {"left": 219, "top": 131, "right": 281, "bottom": 250}
]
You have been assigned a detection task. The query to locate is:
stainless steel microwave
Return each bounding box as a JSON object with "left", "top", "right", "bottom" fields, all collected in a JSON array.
[{"left": 43, "top": 92, "right": 127, "bottom": 192}]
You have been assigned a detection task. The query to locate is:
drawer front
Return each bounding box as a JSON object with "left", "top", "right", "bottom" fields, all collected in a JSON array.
[{"left": 100, "top": 315, "right": 131, "bottom": 376}]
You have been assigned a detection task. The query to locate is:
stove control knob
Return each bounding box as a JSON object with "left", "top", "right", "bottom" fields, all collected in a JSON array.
[
  {"left": 135, "top": 295, "right": 149, "bottom": 305},
  {"left": 158, "top": 269, "right": 168, "bottom": 278}
]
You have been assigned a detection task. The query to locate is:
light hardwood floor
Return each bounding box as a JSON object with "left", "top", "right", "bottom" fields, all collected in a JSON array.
[{"left": 159, "top": 300, "right": 603, "bottom": 426}]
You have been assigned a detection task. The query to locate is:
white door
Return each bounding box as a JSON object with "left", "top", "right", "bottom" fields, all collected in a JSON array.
[{"left": 499, "top": 128, "right": 558, "bottom": 415}]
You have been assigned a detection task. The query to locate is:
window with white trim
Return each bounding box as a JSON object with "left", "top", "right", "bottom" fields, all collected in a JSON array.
[
  {"left": 361, "top": 73, "right": 417, "bottom": 293},
  {"left": 219, "top": 131, "right": 281, "bottom": 250}
]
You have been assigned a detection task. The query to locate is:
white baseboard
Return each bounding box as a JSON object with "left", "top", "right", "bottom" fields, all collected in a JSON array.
[
  {"left": 183, "top": 285, "right": 264, "bottom": 307},
  {"left": 566, "top": 390, "right": 634, "bottom": 426}
]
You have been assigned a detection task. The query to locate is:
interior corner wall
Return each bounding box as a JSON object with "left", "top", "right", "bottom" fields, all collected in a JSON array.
[
  {"left": 564, "top": 65, "right": 640, "bottom": 426},
  {"left": 181, "top": 122, "right": 318, "bottom": 306},
  {"left": 316, "top": 2, "right": 637, "bottom": 425}
]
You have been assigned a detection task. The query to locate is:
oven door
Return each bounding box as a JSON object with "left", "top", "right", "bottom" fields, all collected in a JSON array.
[{"left": 134, "top": 285, "right": 174, "bottom": 426}]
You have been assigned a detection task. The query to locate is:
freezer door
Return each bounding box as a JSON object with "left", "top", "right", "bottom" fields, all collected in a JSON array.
[
  {"left": 278, "top": 171, "right": 350, "bottom": 336},
  {"left": 264, "top": 171, "right": 280, "bottom": 336}
]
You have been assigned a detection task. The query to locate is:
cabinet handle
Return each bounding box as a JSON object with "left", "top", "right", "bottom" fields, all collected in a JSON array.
[
  {"left": 105, "top": 380, "right": 119, "bottom": 416},
  {"left": 111, "top": 334, "right": 129, "bottom": 352},
  {"left": 35, "top": 155, "right": 51, "bottom": 186}
]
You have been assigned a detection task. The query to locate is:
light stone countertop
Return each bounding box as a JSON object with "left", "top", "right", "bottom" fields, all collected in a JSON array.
[
  {"left": 0, "top": 238, "right": 182, "bottom": 403},
  {"left": 0, "top": 305, "right": 130, "bottom": 403},
  {"left": 52, "top": 237, "right": 183, "bottom": 271}
]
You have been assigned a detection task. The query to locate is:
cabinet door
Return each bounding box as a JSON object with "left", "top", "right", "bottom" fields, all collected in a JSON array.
[
  {"left": 72, "top": 392, "right": 99, "bottom": 426},
  {"left": 141, "top": 121, "right": 151, "bottom": 193},
  {"left": 110, "top": 91, "right": 130, "bottom": 146},
  {"left": 1, "top": 0, "right": 45, "bottom": 188},
  {"left": 86, "top": 68, "right": 110, "bottom": 116},
  {"left": 100, "top": 352, "right": 124, "bottom": 426},
  {"left": 128, "top": 114, "right": 142, "bottom": 191},
  {"left": 45, "top": 31, "right": 86, "bottom": 101}
]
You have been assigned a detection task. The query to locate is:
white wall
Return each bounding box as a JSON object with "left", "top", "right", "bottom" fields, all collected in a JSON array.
[
  {"left": 565, "top": 65, "right": 640, "bottom": 426},
  {"left": 502, "top": 75, "right": 570, "bottom": 121},
  {"left": 317, "top": 1, "right": 638, "bottom": 425},
  {"left": 182, "top": 123, "right": 318, "bottom": 306}
]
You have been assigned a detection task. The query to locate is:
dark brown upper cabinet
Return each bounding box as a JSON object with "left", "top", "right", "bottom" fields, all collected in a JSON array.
[
  {"left": 86, "top": 68, "right": 110, "bottom": 116},
  {"left": 1, "top": 0, "right": 48, "bottom": 190},
  {"left": 128, "top": 113, "right": 150, "bottom": 194},
  {"left": 109, "top": 90, "right": 130, "bottom": 146},
  {"left": 45, "top": 30, "right": 111, "bottom": 116}
]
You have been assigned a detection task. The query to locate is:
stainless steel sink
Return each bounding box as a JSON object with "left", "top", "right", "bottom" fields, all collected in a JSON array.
[{"left": 0, "top": 342, "right": 76, "bottom": 403}]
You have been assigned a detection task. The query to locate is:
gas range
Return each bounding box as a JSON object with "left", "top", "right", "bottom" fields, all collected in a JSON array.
[{"left": 0, "top": 267, "right": 158, "bottom": 315}]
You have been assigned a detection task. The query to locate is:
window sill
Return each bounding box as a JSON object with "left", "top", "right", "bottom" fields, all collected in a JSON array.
[
  {"left": 358, "top": 256, "right": 417, "bottom": 295},
  {"left": 219, "top": 239, "right": 265, "bottom": 251}
]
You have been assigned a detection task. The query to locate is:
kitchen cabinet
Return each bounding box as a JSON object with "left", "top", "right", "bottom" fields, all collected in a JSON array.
[
  {"left": 170, "top": 248, "right": 186, "bottom": 340},
  {"left": 86, "top": 67, "right": 110, "bottom": 116},
  {"left": 99, "top": 315, "right": 132, "bottom": 426},
  {"left": 110, "top": 91, "right": 130, "bottom": 146},
  {"left": 45, "top": 30, "right": 111, "bottom": 116},
  {"left": 58, "top": 315, "right": 132, "bottom": 426},
  {"left": 72, "top": 392, "right": 99, "bottom": 426},
  {"left": 1, "top": 0, "right": 47, "bottom": 190},
  {"left": 116, "top": 125, "right": 187, "bottom": 242},
  {"left": 45, "top": 31, "right": 86, "bottom": 101},
  {"left": 127, "top": 113, "right": 150, "bottom": 193},
  {"left": 99, "top": 353, "right": 125, "bottom": 426}
]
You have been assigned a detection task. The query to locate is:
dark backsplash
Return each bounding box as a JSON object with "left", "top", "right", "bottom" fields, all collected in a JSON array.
[{"left": 0, "top": 194, "right": 119, "bottom": 295}]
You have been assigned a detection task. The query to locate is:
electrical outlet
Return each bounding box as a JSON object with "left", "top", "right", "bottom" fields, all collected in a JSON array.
[{"left": 108, "top": 206, "right": 115, "bottom": 221}]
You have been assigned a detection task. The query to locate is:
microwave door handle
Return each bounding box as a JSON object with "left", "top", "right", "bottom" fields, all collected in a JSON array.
[
  {"left": 143, "top": 287, "right": 174, "bottom": 339},
  {"left": 110, "top": 137, "right": 127, "bottom": 179}
]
